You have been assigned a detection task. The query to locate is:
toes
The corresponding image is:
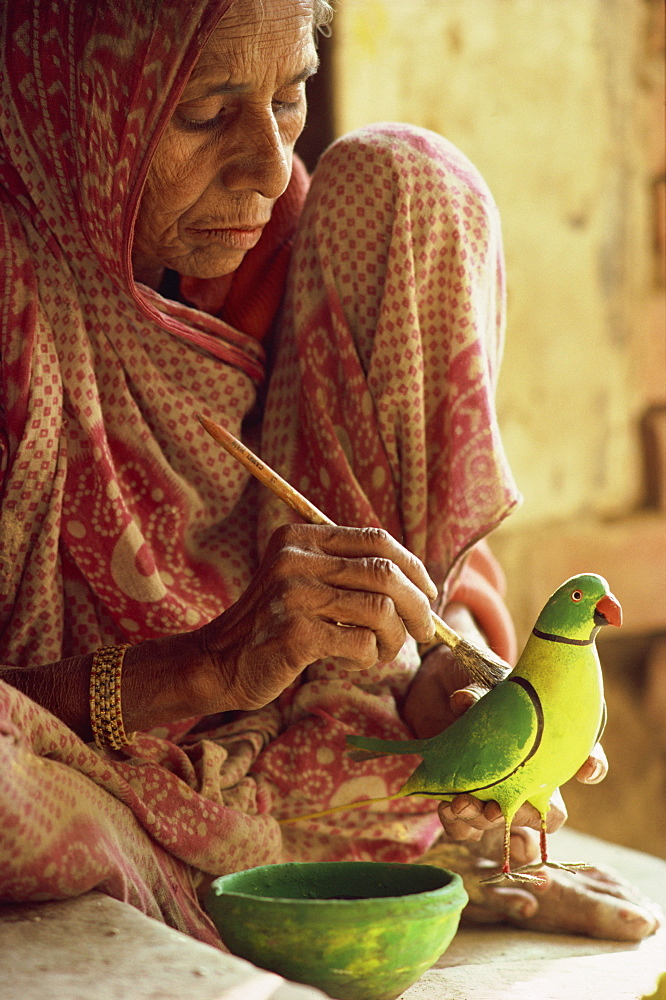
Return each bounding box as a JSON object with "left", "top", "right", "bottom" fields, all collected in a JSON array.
[
  {"left": 506, "top": 868, "right": 661, "bottom": 941},
  {"left": 463, "top": 885, "right": 539, "bottom": 924}
]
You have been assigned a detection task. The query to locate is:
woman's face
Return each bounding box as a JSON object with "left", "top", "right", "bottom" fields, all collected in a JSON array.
[{"left": 132, "top": 0, "right": 319, "bottom": 288}]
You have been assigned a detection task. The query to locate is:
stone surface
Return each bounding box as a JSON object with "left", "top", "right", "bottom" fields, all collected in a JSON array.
[
  {"left": 0, "top": 893, "right": 326, "bottom": 1000},
  {"left": 400, "top": 829, "right": 666, "bottom": 1000},
  {"left": 1, "top": 831, "right": 663, "bottom": 1000}
]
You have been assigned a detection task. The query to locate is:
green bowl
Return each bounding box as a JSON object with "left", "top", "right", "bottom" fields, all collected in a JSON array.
[{"left": 205, "top": 861, "right": 467, "bottom": 1000}]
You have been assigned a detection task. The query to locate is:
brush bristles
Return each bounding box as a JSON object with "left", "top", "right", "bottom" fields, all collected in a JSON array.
[{"left": 454, "top": 639, "right": 509, "bottom": 688}]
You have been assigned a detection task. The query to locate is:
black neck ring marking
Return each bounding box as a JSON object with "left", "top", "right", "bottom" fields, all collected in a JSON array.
[{"left": 532, "top": 627, "right": 594, "bottom": 646}]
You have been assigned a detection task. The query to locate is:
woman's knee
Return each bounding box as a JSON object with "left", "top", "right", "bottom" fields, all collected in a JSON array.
[{"left": 310, "top": 121, "right": 495, "bottom": 210}]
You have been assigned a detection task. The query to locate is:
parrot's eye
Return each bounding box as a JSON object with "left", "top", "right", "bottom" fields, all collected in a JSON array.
[{"left": 571, "top": 590, "right": 583, "bottom": 602}]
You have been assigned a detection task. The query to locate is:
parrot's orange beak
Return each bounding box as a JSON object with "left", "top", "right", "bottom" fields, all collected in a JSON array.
[{"left": 595, "top": 593, "right": 622, "bottom": 628}]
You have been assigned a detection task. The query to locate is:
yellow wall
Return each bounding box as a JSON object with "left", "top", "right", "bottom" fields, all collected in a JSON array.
[{"left": 331, "top": 0, "right": 665, "bottom": 637}]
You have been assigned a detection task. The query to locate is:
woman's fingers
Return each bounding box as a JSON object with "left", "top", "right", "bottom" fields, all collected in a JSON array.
[
  {"left": 575, "top": 743, "right": 608, "bottom": 784},
  {"left": 402, "top": 605, "right": 497, "bottom": 739},
  {"left": 449, "top": 684, "right": 485, "bottom": 718},
  {"left": 302, "top": 557, "right": 432, "bottom": 648},
  {"left": 198, "top": 522, "right": 442, "bottom": 713},
  {"left": 464, "top": 884, "right": 539, "bottom": 923},
  {"left": 511, "top": 866, "right": 662, "bottom": 940},
  {"left": 438, "top": 794, "right": 501, "bottom": 840},
  {"left": 463, "top": 865, "right": 661, "bottom": 939},
  {"left": 317, "top": 601, "right": 407, "bottom": 670},
  {"left": 323, "top": 554, "right": 434, "bottom": 644},
  {"left": 424, "top": 837, "right": 661, "bottom": 942},
  {"left": 308, "top": 524, "right": 438, "bottom": 602},
  {"left": 403, "top": 639, "right": 490, "bottom": 739},
  {"left": 267, "top": 569, "right": 425, "bottom": 663},
  {"left": 268, "top": 524, "right": 437, "bottom": 647},
  {"left": 469, "top": 825, "right": 540, "bottom": 868},
  {"left": 424, "top": 827, "right": 664, "bottom": 941},
  {"left": 438, "top": 789, "right": 568, "bottom": 841}
]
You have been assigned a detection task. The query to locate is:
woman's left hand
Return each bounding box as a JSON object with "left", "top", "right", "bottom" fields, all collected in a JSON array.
[
  {"left": 402, "top": 602, "right": 494, "bottom": 739},
  {"left": 436, "top": 760, "right": 608, "bottom": 845}
]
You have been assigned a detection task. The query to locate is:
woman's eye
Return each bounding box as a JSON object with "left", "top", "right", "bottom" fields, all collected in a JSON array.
[
  {"left": 174, "top": 85, "right": 305, "bottom": 133},
  {"left": 175, "top": 102, "right": 227, "bottom": 132},
  {"left": 179, "top": 115, "right": 221, "bottom": 131},
  {"left": 273, "top": 85, "right": 305, "bottom": 115},
  {"left": 273, "top": 97, "right": 300, "bottom": 113},
  {"left": 272, "top": 100, "right": 296, "bottom": 114}
]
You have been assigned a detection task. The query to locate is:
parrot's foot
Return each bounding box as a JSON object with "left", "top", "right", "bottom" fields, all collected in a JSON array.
[
  {"left": 513, "top": 861, "right": 594, "bottom": 876},
  {"left": 479, "top": 869, "right": 548, "bottom": 886}
]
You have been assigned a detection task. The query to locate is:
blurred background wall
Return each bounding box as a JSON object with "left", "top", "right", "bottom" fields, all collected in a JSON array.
[{"left": 298, "top": 0, "right": 666, "bottom": 856}]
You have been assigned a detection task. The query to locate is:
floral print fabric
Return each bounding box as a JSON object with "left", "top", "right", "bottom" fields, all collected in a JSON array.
[{"left": 0, "top": 0, "right": 520, "bottom": 944}]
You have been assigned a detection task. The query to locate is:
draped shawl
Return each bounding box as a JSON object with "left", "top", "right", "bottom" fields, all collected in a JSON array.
[
  {"left": 0, "top": 0, "right": 521, "bottom": 943},
  {"left": 0, "top": 0, "right": 519, "bottom": 667},
  {"left": 0, "top": 0, "right": 277, "bottom": 664}
]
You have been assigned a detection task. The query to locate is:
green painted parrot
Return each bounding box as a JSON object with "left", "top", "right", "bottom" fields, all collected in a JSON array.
[{"left": 346, "top": 573, "right": 622, "bottom": 881}]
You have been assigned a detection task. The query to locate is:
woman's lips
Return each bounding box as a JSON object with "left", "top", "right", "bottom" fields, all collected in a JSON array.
[{"left": 189, "top": 225, "right": 266, "bottom": 250}]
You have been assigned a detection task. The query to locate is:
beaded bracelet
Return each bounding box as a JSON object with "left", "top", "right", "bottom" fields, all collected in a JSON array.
[{"left": 89, "top": 644, "right": 134, "bottom": 750}]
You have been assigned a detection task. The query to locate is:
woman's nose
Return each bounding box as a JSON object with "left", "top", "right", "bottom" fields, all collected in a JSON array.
[{"left": 220, "top": 111, "right": 292, "bottom": 200}]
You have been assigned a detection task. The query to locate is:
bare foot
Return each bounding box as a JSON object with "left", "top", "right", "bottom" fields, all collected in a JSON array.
[
  {"left": 504, "top": 863, "right": 662, "bottom": 941},
  {"left": 420, "top": 829, "right": 662, "bottom": 942}
]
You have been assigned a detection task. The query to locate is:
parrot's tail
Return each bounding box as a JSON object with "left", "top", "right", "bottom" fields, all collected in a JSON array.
[
  {"left": 278, "top": 792, "right": 419, "bottom": 825},
  {"left": 347, "top": 749, "right": 388, "bottom": 762},
  {"left": 345, "top": 735, "right": 427, "bottom": 762}
]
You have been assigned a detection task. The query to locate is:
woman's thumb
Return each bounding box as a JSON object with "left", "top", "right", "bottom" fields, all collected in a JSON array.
[{"left": 449, "top": 685, "right": 485, "bottom": 718}]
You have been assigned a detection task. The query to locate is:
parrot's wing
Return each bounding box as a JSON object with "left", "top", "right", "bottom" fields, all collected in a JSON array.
[
  {"left": 400, "top": 677, "right": 543, "bottom": 797},
  {"left": 345, "top": 735, "right": 427, "bottom": 761}
]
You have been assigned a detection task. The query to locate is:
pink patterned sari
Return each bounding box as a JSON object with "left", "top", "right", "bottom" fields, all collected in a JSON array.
[{"left": 0, "top": 0, "right": 519, "bottom": 945}]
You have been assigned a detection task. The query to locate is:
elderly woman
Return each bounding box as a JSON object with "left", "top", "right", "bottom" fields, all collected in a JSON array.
[{"left": 0, "top": 0, "right": 658, "bottom": 949}]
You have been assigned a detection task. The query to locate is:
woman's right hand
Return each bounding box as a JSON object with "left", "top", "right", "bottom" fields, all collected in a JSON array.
[
  {"left": 186, "top": 523, "right": 438, "bottom": 714},
  {"left": 2, "top": 524, "right": 437, "bottom": 738}
]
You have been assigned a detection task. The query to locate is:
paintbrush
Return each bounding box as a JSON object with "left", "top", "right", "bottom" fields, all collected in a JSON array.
[{"left": 197, "top": 413, "right": 509, "bottom": 688}]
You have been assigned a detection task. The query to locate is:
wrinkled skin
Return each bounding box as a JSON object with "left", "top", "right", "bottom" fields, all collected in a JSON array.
[
  {"left": 119, "top": 523, "right": 437, "bottom": 734},
  {"left": 133, "top": 0, "right": 319, "bottom": 289},
  {"left": 129, "top": 0, "right": 661, "bottom": 943},
  {"left": 187, "top": 523, "right": 437, "bottom": 715},
  {"left": 423, "top": 829, "right": 662, "bottom": 941}
]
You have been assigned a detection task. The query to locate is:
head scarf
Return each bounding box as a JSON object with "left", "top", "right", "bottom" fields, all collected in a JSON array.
[
  {"left": 0, "top": 0, "right": 296, "bottom": 665},
  {"left": 1, "top": 0, "right": 235, "bottom": 298},
  {"left": 1, "top": 0, "right": 519, "bottom": 673}
]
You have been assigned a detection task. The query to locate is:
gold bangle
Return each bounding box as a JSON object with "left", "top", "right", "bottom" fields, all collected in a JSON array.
[{"left": 89, "top": 644, "right": 134, "bottom": 750}]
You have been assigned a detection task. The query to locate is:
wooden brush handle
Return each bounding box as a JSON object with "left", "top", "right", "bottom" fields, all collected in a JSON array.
[
  {"left": 197, "top": 414, "right": 460, "bottom": 647},
  {"left": 198, "top": 415, "right": 335, "bottom": 527}
]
